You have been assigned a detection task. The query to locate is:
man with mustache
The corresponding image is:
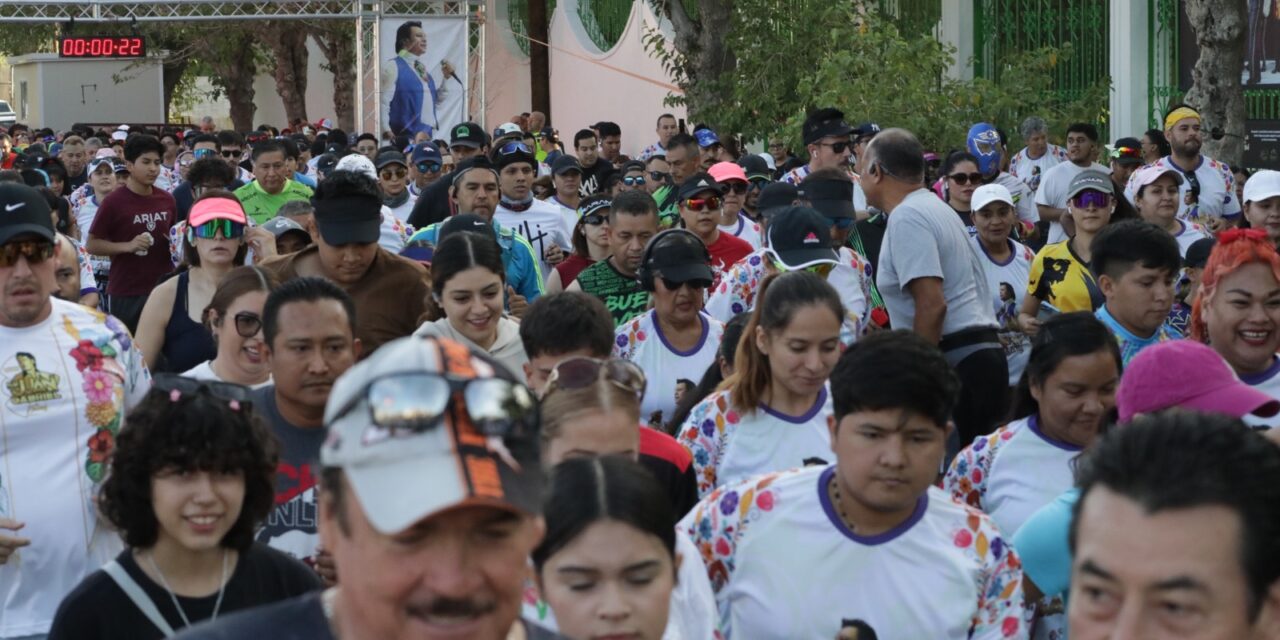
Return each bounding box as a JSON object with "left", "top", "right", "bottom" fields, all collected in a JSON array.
[
  {"left": 176, "top": 335, "right": 564, "bottom": 640},
  {"left": 250, "top": 277, "right": 361, "bottom": 584}
]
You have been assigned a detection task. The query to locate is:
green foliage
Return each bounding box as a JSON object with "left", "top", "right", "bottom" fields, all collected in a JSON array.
[{"left": 706, "top": 2, "right": 1110, "bottom": 152}]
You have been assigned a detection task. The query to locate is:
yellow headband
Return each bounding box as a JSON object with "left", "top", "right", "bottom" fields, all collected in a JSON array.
[{"left": 1164, "top": 107, "right": 1201, "bottom": 130}]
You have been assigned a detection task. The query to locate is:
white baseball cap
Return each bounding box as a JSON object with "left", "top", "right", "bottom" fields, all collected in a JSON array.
[
  {"left": 1243, "top": 169, "right": 1280, "bottom": 204},
  {"left": 1124, "top": 165, "right": 1183, "bottom": 206},
  {"left": 335, "top": 153, "right": 377, "bottom": 180},
  {"left": 971, "top": 183, "right": 1014, "bottom": 213},
  {"left": 110, "top": 130, "right": 127, "bottom": 142}
]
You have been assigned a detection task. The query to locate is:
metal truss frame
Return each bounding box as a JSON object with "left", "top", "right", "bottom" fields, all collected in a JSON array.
[{"left": 2, "top": 0, "right": 483, "bottom": 133}]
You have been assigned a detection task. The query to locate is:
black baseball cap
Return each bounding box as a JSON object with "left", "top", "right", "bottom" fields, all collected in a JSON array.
[
  {"left": 766, "top": 206, "right": 839, "bottom": 268},
  {"left": 552, "top": 155, "right": 583, "bottom": 176},
  {"left": 757, "top": 182, "right": 799, "bottom": 218},
  {"left": 803, "top": 108, "right": 855, "bottom": 145},
  {"left": 0, "top": 183, "right": 54, "bottom": 245},
  {"left": 799, "top": 175, "right": 855, "bottom": 219},
  {"left": 438, "top": 213, "right": 497, "bottom": 245},
  {"left": 1112, "top": 137, "right": 1144, "bottom": 166},
  {"left": 1185, "top": 237, "right": 1216, "bottom": 269},
  {"left": 621, "top": 160, "right": 646, "bottom": 174},
  {"left": 313, "top": 193, "right": 382, "bottom": 246},
  {"left": 578, "top": 194, "right": 612, "bottom": 219},
  {"left": 316, "top": 152, "right": 339, "bottom": 175},
  {"left": 738, "top": 154, "right": 773, "bottom": 182},
  {"left": 450, "top": 122, "right": 487, "bottom": 149},
  {"left": 645, "top": 231, "right": 713, "bottom": 284},
  {"left": 677, "top": 172, "right": 725, "bottom": 200},
  {"left": 375, "top": 150, "right": 408, "bottom": 170}
]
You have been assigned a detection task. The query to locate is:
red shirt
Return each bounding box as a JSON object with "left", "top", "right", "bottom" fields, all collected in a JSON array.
[
  {"left": 555, "top": 254, "right": 595, "bottom": 287},
  {"left": 88, "top": 186, "right": 177, "bottom": 296},
  {"left": 706, "top": 231, "right": 753, "bottom": 287}
]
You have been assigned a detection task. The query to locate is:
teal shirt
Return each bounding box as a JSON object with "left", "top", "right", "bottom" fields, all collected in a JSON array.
[
  {"left": 1095, "top": 304, "right": 1182, "bottom": 366},
  {"left": 407, "top": 219, "right": 544, "bottom": 303}
]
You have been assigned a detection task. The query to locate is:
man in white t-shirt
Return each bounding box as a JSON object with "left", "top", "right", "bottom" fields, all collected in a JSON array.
[
  {"left": 1141, "top": 105, "right": 1242, "bottom": 229},
  {"left": 1035, "top": 123, "right": 1111, "bottom": 244},
  {"left": 680, "top": 331, "right": 1025, "bottom": 639},
  {"left": 0, "top": 183, "right": 150, "bottom": 640},
  {"left": 1009, "top": 116, "right": 1067, "bottom": 194},
  {"left": 491, "top": 141, "right": 572, "bottom": 276},
  {"left": 865, "top": 128, "right": 1008, "bottom": 448}
]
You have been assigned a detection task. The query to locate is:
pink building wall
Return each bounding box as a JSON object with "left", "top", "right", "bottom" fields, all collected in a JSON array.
[{"left": 483, "top": 0, "right": 686, "bottom": 158}]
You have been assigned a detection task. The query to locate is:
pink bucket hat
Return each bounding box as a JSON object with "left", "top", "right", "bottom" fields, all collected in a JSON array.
[{"left": 1116, "top": 339, "right": 1280, "bottom": 424}]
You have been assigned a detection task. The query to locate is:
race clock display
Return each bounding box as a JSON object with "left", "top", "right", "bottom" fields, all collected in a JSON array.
[{"left": 58, "top": 36, "right": 146, "bottom": 59}]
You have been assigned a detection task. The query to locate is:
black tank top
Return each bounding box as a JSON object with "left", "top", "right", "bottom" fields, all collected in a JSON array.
[{"left": 160, "top": 270, "right": 216, "bottom": 373}]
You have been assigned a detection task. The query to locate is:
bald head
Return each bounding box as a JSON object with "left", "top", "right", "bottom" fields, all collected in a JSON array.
[{"left": 865, "top": 128, "right": 925, "bottom": 183}]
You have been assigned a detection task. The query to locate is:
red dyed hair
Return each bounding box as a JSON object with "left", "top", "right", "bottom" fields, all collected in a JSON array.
[{"left": 1190, "top": 229, "right": 1280, "bottom": 341}]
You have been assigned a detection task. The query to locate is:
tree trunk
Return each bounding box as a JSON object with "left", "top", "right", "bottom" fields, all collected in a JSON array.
[
  {"left": 1184, "top": 0, "right": 1248, "bottom": 166},
  {"left": 262, "top": 22, "right": 311, "bottom": 126},
  {"left": 311, "top": 23, "right": 357, "bottom": 131},
  {"left": 160, "top": 57, "right": 188, "bottom": 124},
  {"left": 656, "top": 0, "right": 736, "bottom": 129},
  {"left": 528, "top": 0, "right": 551, "bottom": 121},
  {"left": 205, "top": 32, "right": 259, "bottom": 131}
]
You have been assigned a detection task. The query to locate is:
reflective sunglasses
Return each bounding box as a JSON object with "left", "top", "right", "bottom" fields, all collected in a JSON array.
[
  {"left": 193, "top": 148, "right": 217, "bottom": 160},
  {"left": 233, "top": 311, "right": 262, "bottom": 338},
  {"left": 828, "top": 217, "right": 855, "bottom": 231},
  {"left": 581, "top": 213, "right": 608, "bottom": 226},
  {"left": 379, "top": 168, "right": 408, "bottom": 180},
  {"left": 683, "top": 196, "right": 722, "bottom": 212},
  {"left": 623, "top": 175, "right": 647, "bottom": 186},
  {"left": 178, "top": 157, "right": 195, "bottom": 168},
  {"left": 546, "top": 357, "right": 647, "bottom": 399},
  {"left": 819, "top": 141, "right": 851, "bottom": 153},
  {"left": 189, "top": 219, "right": 246, "bottom": 240},
  {"left": 722, "top": 182, "right": 749, "bottom": 195},
  {"left": 416, "top": 161, "right": 442, "bottom": 174},
  {"left": 497, "top": 141, "right": 533, "bottom": 156},
  {"left": 749, "top": 179, "right": 770, "bottom": 192},
  {"left": 948, "top": 172, "right": 986, "bottom": 186},
  {"left": 334, "top": 372, "right": 539, "bottom": 439},
  {"left": 767, "top": 250, "right": 835, "bottom": 278},
  {"left": 151, "top": 373, "right": 253, "bottom": 404},
  {"left": 1070, "top": 191, "right": 1112, "bottom": 209},
  {"left": 0, "top": 240, "right": 55, "bottom": 268},
  {"left": 648, "top": 171, "right": 670, "bottom": 182},
  {"left": 661, "top": 276, "right": 713, "bottom": 291}
]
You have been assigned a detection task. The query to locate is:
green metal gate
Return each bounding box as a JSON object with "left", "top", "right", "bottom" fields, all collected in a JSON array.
[{"left": 973, "top": 0, "right": 1110, "bottom": 109}]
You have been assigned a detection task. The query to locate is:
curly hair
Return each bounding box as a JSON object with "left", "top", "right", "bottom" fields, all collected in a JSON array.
[
  {"left": 99, "top": 385, "right": 279, "bottom": 551},
  {"left": 1191, "top": 231, "right": 1280, "bottom": 342}
]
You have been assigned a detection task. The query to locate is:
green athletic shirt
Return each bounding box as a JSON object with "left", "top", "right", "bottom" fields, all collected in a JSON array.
[{"left": 576, "top": 257, "right": 650, "bottom": 327}]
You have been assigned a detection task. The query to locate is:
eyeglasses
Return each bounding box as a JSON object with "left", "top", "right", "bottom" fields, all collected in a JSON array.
[
  {"left": 334, "top": 372, "right": 539, "bottom": 439},
  {"left": 1070, "top": 191, "right": 1112, "bottom": 209},
  {"left": 190, "top": 219, "right": 246, "bottom": 240},
  {"left": 682, "top": 196, "right": 722, "bottom": 212},
  {"left": 722, "top": 182, "right": 749, "bottom": 195},
  {"left": 416, "top": 161, "right": 442, "bottom": 174},
  {"left": 828, "top": 217, "right": 855, "bottom": 231},
  {"left": 233, "top": 311, "right": 262, "bottom": 338},
  {"left": 948, "top": 172, "right": 986, "bottom": 185},
  {"left": 193, "top": 148, "right": 216, "bottom": 160},
  {"left": 818, "top": 141, "right": 851, "bottom": 153},
  {"left": 581, "top": 213, "right": 607, "bottom": 226},
  {"left": 766, "top": 250, "right": 836, "bottom": 278},
  {"left": 660, "top": 276, "right": 713, "bottom": 291},
  {"left": 623, "top": 175, "right": 647, "bottom": 186},
  {"left": 546, "top": 357, "right": 646, "bottom": 399},
  {"left": 497, "top": 141, "right": 533, "bottom": 156},
  {"left": 648, "top": 171, "right": 670, "bottom": 182},
  {"left": 221, "top": 150, "right": 240, "bottom": 158},
  {"left": 152, "top": 373, "right": 253, "bottom": 405},
  {"left": 0, "top": 240, "right": 55, "bottom": 268},
  {"left": 379, "top": 168, "right": 408, "bottom": 180}
]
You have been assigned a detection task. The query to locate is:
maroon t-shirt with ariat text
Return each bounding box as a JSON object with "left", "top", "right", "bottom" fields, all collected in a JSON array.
[{"left": 88, "top": 185, "right": 176, "bottom": 296}]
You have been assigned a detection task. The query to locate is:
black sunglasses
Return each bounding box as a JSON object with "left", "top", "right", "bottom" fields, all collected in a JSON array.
[
  {"left": 722, "top": 182, "right": 749, "bottom": 195},
  {"left": 151, "top": 374, "right": 254, "bottom": 404},
  {"left": 648, "top": 171, "right": 670, "bottom": 182},
  {"left": 818, "top": 141, "right": 851, "bottom": 153},
  {"left": 661, "top": 277, "right": 712, "bottom": 291},
  {"left": 948, "top": 172, "right": 987, "bottom": 186},
  {"left": 581, "top": 213, "right": 608, "bottom": 226},
  {"left": 233, "top": 311, "right": 262, "bottom": 338}
]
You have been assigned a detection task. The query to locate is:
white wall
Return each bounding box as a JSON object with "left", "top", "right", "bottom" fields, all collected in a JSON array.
[{"left": 9, "top": 54, "right": 163, "bottom": 129}]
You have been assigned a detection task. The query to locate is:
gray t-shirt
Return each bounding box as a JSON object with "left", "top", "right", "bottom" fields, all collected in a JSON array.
[
  {"left": 1034, "top": 161, "right": 1110, "bottom": 244},
  {"left": 877, "top": 189, "right": 997, "bottom": 336},
  {"left": 252, "top": 385, "right": 327, "bottom": 568}
]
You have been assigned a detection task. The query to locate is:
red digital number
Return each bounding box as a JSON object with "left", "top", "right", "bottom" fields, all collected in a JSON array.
[
  {"left": 131, "top": 37, "right": 143, "bottom": 56},
  {"left": 90, "top": 38, "right": 103, "bottom": 55},
  {"left": 74, "top": 39, "right": 86, "bottom": 56}
]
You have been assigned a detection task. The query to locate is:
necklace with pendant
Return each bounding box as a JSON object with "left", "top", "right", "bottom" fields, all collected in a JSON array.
[{"left": 146, "top": 549, "right": 229, "bottom": 628}]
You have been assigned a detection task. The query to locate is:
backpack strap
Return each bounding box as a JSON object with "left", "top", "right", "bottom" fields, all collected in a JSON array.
[{"left": 102, "top": 559, "right": 176, "bottom": 638}]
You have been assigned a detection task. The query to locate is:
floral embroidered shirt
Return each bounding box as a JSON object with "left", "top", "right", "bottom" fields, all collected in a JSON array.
[
  {"left": 0, "top": 298, "right": 150, "bottom": 637},
  {"left": 680, "top": 465, "right": 1028, "bottom": 639}
]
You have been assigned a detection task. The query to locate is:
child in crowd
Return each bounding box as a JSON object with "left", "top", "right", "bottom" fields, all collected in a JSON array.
[{"left": 1091, "top": 219, "right": 1183, "bottom": 365}]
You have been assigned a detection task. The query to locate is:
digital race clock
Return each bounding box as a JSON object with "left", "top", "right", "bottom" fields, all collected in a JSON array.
[{"left": 58, "top": 36, "right": 146, "bottom": 59}]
